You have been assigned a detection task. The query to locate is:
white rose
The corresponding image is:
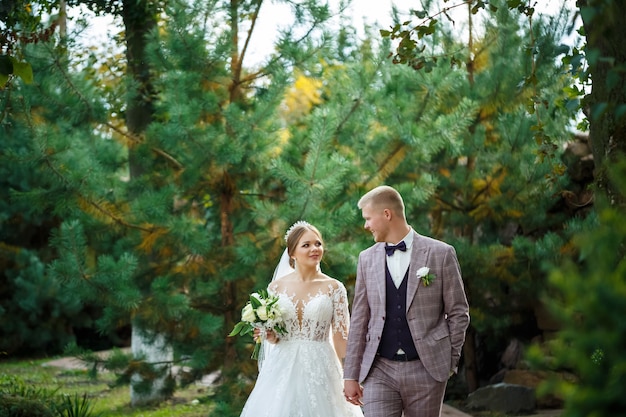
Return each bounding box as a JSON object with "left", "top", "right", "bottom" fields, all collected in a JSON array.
[
  {"left": 256, "top": 306, "right": 268, "bottom": 321},
  {"left": 241, "top": 303, "right": 256, "bottom": 323},
  {"left": 416, "top": 266, "right": 430, "bottom": 278}
]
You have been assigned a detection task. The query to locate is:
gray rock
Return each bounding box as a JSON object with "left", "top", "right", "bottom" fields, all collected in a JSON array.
[{"left": 466, "top": 383, "right": 536, "bottom": 414}]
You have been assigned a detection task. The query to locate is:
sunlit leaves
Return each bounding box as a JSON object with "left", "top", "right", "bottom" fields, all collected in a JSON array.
[
  {"left": 0, "top": 55, "right": 33, "bottom": 87},
  {"left": 281, "top": 72, "right": 323, "bottom": 122}
]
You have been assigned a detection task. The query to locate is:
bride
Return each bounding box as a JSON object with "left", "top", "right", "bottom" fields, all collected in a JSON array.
[{"left": 239, "top": 221, "right": 363, "bottom": 417}]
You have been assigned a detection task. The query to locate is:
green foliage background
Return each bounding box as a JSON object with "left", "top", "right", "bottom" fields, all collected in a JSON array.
[
  {"left": 5, "top": 0, "right": 624, "bottom": 416},
  {"left": 525, "top": 162, "right": 626, "bottom": 417}
]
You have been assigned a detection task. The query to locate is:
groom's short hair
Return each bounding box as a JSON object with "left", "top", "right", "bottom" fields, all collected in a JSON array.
[{"left": 358, "top": 185, "right": 405, "bottom": 218}]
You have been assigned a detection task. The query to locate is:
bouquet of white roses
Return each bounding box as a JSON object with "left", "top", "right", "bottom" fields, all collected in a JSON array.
[{"left": 229, "top": 289, "right": 287, "bottom": 359}]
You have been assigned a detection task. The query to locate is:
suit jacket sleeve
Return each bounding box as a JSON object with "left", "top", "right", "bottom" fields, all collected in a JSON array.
[
  {"left": 442, "top": 245, "right": 470, "bottom": 374},
  {"left": 343, "top": 251, "right": 370, "bottom": 381}
]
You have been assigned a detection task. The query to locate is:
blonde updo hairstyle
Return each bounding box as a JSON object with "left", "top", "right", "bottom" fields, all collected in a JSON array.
[{"left": 285, "top": 222, "right": 324, "bottom": 268}]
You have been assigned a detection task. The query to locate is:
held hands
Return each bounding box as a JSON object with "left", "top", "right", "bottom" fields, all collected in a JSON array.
[
  {"left": 343, "top": 380, "right": 364, "bottom": 406},
  {"left": 253, "top": 328, "right": 279, "bottom": 344}
]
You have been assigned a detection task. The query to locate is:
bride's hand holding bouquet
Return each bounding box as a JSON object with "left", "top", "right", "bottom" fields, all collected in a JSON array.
[{"left": 229, "top": 289, "right": 287, "bottom": 359}]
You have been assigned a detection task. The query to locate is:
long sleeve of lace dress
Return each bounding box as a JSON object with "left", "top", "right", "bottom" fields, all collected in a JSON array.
[{"left": 331, "top": 283, "right": 350, "bottom": 341}]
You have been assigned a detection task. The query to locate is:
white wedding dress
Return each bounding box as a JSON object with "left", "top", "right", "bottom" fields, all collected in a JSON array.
[{"left": 240, "top": 282, "right": 363, "bottom": 417}]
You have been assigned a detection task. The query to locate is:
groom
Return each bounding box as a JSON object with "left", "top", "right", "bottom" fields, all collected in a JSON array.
[{"left": 343, "top": 185, "right": 470, "bottom": 417}]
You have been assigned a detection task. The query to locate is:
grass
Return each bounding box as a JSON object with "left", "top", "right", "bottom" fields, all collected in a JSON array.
[
  {"left": 1, "top": 356, "right": 557, "bottom": 417},
  {"left": 0, "top": 356, "right": 215, "bottom": 417}
]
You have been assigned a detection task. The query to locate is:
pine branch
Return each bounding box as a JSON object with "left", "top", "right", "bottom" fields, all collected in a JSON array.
[
  {"left": 45, "top": 43, "right": 184, "bottom": 172},
  {"left": 435, "top": 195, "right": 465, "bottom": 212},
  {"left": 105, "top": 121, "right": 185, "bottom": 171},
  {"left": 48, "top": 44, "right": 93, "bottom": 117},
  {"left": 236, "top": 2, "right": 333, "bottom": 86},
  {"left": 334, "top": 53, "right": 387, "bottom": 135},
  {"left": 41, "top": 155, "right": 157, "bottom": 233},
  {"left": 235, "top": 0, "right": 263, "bottom": 84},
  {"left": 364, "top": 142, "right": 408, "bottom": 190}
]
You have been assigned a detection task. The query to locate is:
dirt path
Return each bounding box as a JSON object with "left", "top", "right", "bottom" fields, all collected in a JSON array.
[{"left": 43, "top": 356, "right": 102, "bottom": 370}]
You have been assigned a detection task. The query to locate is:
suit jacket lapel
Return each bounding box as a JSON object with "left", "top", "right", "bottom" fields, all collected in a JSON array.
[{"left": 407, "top": 232, "right": 430, "bottom": 310}]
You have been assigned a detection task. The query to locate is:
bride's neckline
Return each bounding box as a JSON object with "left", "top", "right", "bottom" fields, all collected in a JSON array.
[
  {"left": 274, "top": 286, "right": 335, "bottom": 329},
  {"left": 282, "top": 268, "right": 325, "bottom": 282}
]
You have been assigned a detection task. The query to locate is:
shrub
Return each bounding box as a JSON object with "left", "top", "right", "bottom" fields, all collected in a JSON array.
[{"left": 0, "top": 394, "right": 54, "bottom": 417}]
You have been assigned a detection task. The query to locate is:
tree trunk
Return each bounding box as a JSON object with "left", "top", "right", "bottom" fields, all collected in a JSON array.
[
  {"left": 130, "top": 327, "right": 174, "bottom": 406},
  {"left": 463, "top": 326, "right": 479, "bottom": 392},
  {"left": 579, "top": 0, "right": 626, "bottom": 206},
  {"left": 123, "top": 0, "right": 156, "bottom": 179},
  {"left": 121, "top": 0, "right": 167, "bottom": 406}
]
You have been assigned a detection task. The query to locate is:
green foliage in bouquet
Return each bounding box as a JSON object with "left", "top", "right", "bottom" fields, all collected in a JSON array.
[{"left": 229, "top": 289, "right": 287, "bottom": 359}]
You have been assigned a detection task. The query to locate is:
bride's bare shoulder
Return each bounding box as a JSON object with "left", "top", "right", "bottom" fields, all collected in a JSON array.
[
  {"left": 269, "top": 273, "right": 296, "bottom": 292},
  {"left": 319, "top": 274, "right": 344, "bottom": 290}
]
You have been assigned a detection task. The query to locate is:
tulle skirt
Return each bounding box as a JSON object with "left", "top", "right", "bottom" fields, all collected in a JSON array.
[{"left": 240, "top": 339, "right": 363, "bottom": 417}]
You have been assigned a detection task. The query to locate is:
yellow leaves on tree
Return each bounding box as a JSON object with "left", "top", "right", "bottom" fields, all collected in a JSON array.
[
  {"left": 270, "top": 72, "right": 323, "bottom": 156},
  {"left": 268, "top": 128, "right": 292, "bottom": 158},
  {"left": 469, "top": 168, "right": 522, "bottom": 221},
  {"left": 281, "top": 72, "right": 323, "bottom": 122},
  {"left": 137, "top": 227, "right": 169, "bottom": 254},
  {"left": 486, "top": 245, "right": 517, "bottom": 284}
]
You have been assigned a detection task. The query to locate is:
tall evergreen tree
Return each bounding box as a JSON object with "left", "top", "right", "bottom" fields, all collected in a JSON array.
[
  {"left": 2, "top": 0, "right": 343, "bottom": 409},
  {"left": 425, "top": 5, "right": 575, "bottom": 391},
  {"left": 2, "top": 0, "right": 581, "bottom": 413},
  {"left": 292, "top": 3, "right": 577, "bottom": 394}
]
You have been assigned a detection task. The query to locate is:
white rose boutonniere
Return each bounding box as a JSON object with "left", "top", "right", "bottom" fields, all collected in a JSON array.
[{"left": 417, "top": 266, "right": 436, "bottom": 287}]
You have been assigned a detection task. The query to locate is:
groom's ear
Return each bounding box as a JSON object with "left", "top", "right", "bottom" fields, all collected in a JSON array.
[{"left": 383, "top": 208, "right": 392, "bottom": 220}]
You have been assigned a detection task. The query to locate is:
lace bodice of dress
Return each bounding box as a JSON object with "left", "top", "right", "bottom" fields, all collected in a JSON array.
[{"left": 270, "top": 282, "right": 350, "bottom": 343}]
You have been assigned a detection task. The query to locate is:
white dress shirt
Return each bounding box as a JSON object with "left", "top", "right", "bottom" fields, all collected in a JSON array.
[{"left": 386, "top": 228, "right": 413, "bottom": 288}]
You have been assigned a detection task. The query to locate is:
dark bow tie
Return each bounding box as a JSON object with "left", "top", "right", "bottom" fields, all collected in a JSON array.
[{"left": 385, "top": 241, "right": 407, "bottom": 256}]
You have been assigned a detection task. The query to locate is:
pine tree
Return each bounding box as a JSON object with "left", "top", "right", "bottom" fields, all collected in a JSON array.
[
  {"left": 0, "top": 25, "right": 116, "bottom": 356},
  {"left": 3, "top": 0, "right": 349, "bottom": 410},
  {"left": 401, "top": 5, "right": 575, "bottom": 391},
  {"left": 291, "top": 3, "right": 578, "bottom": 394},
  {"left": 2, "top": 0, "right": 581, "bottom": 412}
]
